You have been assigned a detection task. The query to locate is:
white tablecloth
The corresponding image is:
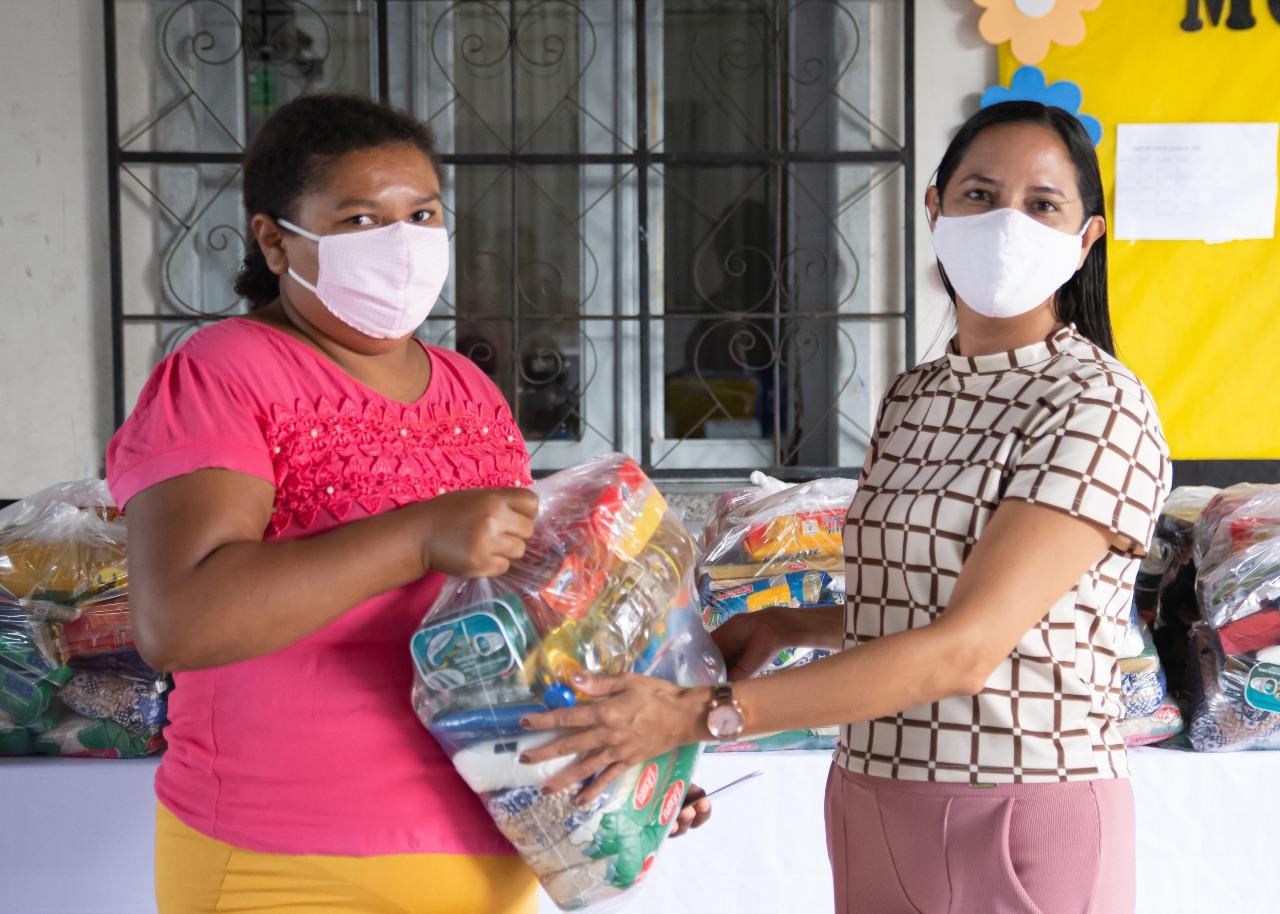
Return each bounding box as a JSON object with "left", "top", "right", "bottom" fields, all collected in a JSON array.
[{"left": 1, "top": 748, "right": 1276, "bottom": 913}]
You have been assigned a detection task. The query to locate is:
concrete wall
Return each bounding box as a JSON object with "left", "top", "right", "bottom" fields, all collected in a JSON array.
[
  {"left": 912, "top": 0, "right": 999, "bottom": 362},
  {"left": 0, "top": 1, "right": 112, "bottom": 497},
  {"left": 0, "top": 1, "right": 996, "bottom": 498}
]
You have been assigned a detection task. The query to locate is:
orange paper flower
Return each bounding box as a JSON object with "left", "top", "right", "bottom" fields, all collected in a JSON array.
[{"left": 975, "top": 0, "right": 1102, "bottom": 65}]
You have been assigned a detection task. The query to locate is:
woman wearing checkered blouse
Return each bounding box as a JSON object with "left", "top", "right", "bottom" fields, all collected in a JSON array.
[{"left": 520, "top": 102, "right": 1171, "bottom": 914}]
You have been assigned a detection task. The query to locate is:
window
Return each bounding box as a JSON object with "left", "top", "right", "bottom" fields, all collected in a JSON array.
[{"left": 106, "top": 0, "right": 914, "bottom": 479}]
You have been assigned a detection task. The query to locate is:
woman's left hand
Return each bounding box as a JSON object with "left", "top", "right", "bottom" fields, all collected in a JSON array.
[{"left": 521, "top": 671, "right": 708, "bottom": 805}]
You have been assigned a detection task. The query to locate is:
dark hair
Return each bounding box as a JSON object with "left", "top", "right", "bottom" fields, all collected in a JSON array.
[
  {"left": 933, "top": 101, "right": 1114, "bottom": 355},
  {"left": 234, "top": 93, "right": 442, "bottom": 308}
]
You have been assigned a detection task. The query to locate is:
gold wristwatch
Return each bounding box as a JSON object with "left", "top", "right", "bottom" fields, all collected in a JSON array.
[{"left": 706, "top": 684, "right": 745, "bottom": 740}]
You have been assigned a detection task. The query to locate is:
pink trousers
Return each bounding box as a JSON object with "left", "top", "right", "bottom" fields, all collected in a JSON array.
[{"left": 824, "top": 765, "right": 1135, "bottom": 914}]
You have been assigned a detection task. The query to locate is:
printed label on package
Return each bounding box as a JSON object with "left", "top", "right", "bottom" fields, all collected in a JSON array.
[
  {"left": 1244, "top": 662, "right": 1280, "bottom": 713},
  {"left": 633, "top": 762, "right": 659, "bottom": 810},
  {"left": 659, "top": 779, "right": 685, "bottom": 826}
]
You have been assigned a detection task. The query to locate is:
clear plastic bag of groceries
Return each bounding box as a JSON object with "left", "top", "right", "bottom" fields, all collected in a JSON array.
[
  {"left": 1186, "top": 623, "right": 1280, "bottom": 752},
  {"left": 409, "top": 455, "right": 724, "bottom": 911},
  {"left": 1192, "top": 484, "right": 1280, "bottom": 629},
  {"left": 701, "top": 475, "right": 858, "bottom": 581},
  {"left": 697, "top": 475, "right": 855, "bottom": 753},
  {"left": 0, "top": 480, "right": 167, "bottom": 757}
]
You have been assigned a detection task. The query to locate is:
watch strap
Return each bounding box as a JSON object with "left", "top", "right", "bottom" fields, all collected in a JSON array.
[{"left": 712, "top": 684, "right": 735, "bottom": 707}]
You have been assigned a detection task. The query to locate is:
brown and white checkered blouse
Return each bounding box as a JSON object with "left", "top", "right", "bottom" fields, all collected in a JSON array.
[{"left": 837, "top": 325, "right": 1171, "bottom": 784}]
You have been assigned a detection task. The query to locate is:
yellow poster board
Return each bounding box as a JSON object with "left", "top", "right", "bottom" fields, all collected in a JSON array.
[{"left": 999, "top": 4, "right": 1280, "bottom": 459}]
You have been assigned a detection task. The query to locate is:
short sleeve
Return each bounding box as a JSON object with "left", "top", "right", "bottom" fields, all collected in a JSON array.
[
  {"left": 1002, "top": 385, "right": 1170, "bottom": 555},
  {"left": 106, "top": 351, "right": 275, "bottom": 509}
]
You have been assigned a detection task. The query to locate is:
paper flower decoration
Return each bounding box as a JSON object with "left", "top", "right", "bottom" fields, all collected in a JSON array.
[
  {"left": 975, "top": 0, "right": 1102, "bottom": 65},
  {"left": 981, "top": 66, "right": 1103, "bottom": 146}
]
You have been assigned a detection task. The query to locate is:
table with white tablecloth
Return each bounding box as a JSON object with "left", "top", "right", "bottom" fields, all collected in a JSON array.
[{"left": 1, "top": 748, "right": 1276, "bottom": 914}]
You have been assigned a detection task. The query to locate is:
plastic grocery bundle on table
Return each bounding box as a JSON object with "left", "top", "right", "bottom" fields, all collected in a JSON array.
[
  {"left": 1118, "top": 607, "right": 1167, "bottom": 720},
  {"left": 698, "top": 474, "right": 856, "bottom": 753},
  {"left": 1115, "top": 603, "right": 1184, "bottom": 747},
  {"left": 0, "top": 480, "right": 167, "bottom": 758},
  {"left": 1167, "top": 484, "right": 1280, "bottom": 753},
  {"left": 1135, "top": 486, "right": 1221, "bottom": 696},
  {"left": 409, "top": 455, "right": 724, "bottom": 911}
]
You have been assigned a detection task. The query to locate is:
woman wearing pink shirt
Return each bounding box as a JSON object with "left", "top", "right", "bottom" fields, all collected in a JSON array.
[{"left": 110, "top": 94, "right": 546, "bottom": 913}]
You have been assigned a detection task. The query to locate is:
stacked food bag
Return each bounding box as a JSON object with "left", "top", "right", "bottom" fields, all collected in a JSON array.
[
  {"left": 0, "top": 480, "right": 167, "bottom": 758},
  {"left": 1114, "top": 600, "right": 1183, "bottom": 747},
  {"left": 696, "top": 474, "right": 856, "bottom": 752},
  {"left": 410, "top": 455, "right": 724, "bottom": 911},
  {"left": 1115, "top": 487, "right": 1233, "bottom": 749},
  {"left": 1184, "top": 484, "right": 1280, "bottom": 751},
  {"left": 1137, "top": 487, "right": 1221, "bottom": 696}
]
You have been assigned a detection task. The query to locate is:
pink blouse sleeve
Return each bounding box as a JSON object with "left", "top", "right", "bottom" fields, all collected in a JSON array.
[{"left": 106, "top": 351, "right": 275, "bottom": 509}]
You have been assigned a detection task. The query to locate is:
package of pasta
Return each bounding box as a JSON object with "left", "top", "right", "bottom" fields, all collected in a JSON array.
[
  {"left": 701, "top": 476, "right": 857, "bottom": 582},
  {"left": 0, "top": 479, "right": 167, "bottom": 758},
  {"left": 1193, "top": 484, "right": 1280, "bottom": 630},
  {"left": 700, "top": 570, "right": 843, "bottom": 648},
  {"left": 1186, "top": 624, "right": 1280, "bottom": 753},
  {"left": 1117, "top": 698, "right": 1184, "bottom": 748},
  {"left": 1120, "top": 666, "right": 1167, "bottom": 721},
  {"left": 27, "top": 708, "right": 165, "bottom": 759},
  {"left": 409, "top": 454, "right": 724, "bottom": 911}
]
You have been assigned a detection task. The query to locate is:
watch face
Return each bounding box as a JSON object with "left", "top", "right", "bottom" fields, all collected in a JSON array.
[{"left": 708, "top": 704, "right": 745, "bottom": 740}]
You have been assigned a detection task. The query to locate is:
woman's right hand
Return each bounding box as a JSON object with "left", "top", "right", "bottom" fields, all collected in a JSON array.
[
  {"left": 711, "top": 603, "right": 848, "bottom": 681},
  {"left": 710, "top": 608, "right": 797, "bottom": 681},
  {"left": 416, "top": 487, "right": 539, "bottom": 578}
]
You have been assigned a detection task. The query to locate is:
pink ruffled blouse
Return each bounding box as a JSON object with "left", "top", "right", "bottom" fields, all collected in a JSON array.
[{"left": 107, "top": 318, "right": 531, "bottom": 857}]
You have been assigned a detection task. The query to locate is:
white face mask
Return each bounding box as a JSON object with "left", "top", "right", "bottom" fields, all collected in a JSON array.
[
  {"left": 929, "top": 208, "right": 1089, "bottom": 319},
  {"left": 279, "top": 218, "right": 450, "bottom": 339}
]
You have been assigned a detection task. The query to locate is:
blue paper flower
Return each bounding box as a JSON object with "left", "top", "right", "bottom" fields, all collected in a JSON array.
[{"left": 980, "top": 66, "right": 1103, "bottom": 146}]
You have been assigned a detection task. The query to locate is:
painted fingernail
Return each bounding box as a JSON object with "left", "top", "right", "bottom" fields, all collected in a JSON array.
[
  {"left": 571, "top": 672, "right": 587, "bottom": 685},
  {"left": 519, "top": 717, "right": 530, "bottom": 729},
  {"left": 518, "top": 754, "right": 530, "bottom": 764}
]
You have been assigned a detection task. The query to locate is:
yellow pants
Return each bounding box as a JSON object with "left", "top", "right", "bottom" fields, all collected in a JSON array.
[{"left": 155, "top": 804, "right": 539, "bottom": 914}]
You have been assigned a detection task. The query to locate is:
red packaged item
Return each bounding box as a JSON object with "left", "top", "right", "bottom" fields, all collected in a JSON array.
[
  {"left": 57, "top": 597, "right": 136, "bottom": 659},
  {"left": 1216, "top": 605, "right": 1280, "bottom": 656},
  {"left": 537, "top": 458, "right": 666, "bottom": 622}
]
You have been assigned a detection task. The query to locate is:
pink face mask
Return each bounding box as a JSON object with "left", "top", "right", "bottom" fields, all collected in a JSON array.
[{"left": 279, "top": 219, "right": 449, "bottom": 339}]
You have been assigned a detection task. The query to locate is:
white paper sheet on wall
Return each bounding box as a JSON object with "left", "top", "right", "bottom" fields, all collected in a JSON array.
[{"left": 1114, "top": 123, "right": 1279, "bottom": 243}]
